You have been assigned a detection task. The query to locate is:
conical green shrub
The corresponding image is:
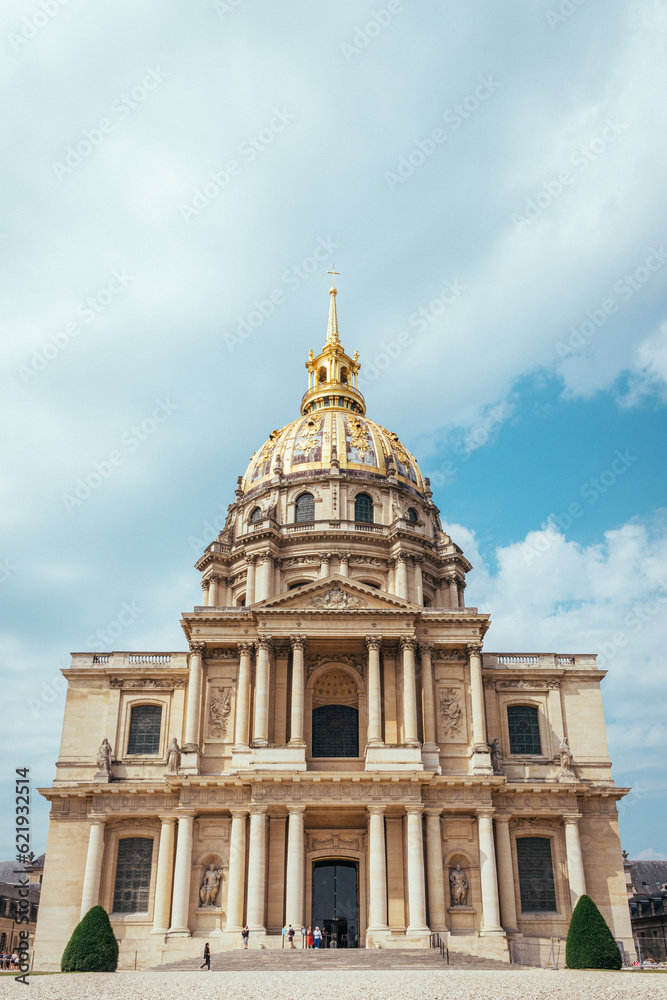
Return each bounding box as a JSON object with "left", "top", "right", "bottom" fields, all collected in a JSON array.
[
  {"left": 61, "top": 905, "right": 119, "bottom": 972},
  {"left": 566, "top": 894, "right": 622, "bottom": 970}
]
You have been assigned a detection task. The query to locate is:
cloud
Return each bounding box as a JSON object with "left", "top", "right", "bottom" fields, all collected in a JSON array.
[
  {"left": 617, "top": 321, "right": 667, "bottom": 407},
  {"left": 633, "top": 847, "right": 667, "bottom": 861}
]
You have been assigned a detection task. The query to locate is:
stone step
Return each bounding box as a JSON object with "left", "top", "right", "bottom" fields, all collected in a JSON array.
[{"left": 156, "top": 948, "right": 515, "bottom": 972}]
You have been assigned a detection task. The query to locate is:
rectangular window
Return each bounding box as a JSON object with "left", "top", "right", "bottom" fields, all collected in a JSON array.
[
  {"left": 507, "top": 705, "right": 542, "bottom": 755},
  {"left": 127, "top": 704, "right": 162, "bottom": 754},
  {"left": 516, "top": 837, "right": 557, "bottom": 912},
  {"left": 112, "top": 837, "right": 153, "bottom": 913}
]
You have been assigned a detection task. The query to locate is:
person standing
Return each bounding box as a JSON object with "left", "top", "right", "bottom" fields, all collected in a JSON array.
[
  {"left": 288, "top": 924, "right": 295, "bottom": 949},
  {"left": 313, "top": 925, "right": 321, "bottom": 949},
  {"left": 306, "top": 926, "right": 314, "bottom": 949},
  {"left": 242, "top": 925, "right": 249, "bottom": 949},
  {"left": 200, "top": 942, "right": 211, "bottom": 970}
]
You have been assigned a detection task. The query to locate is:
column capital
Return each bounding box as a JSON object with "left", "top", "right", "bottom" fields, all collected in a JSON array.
[
  {"left": 338, "top": 553, "right": 349, "bottom": 565},
  {"left": 290, "top": 634, "right": 307, "bottom": 651},
  {"left": 189, "top": 641, "right": 205, "bottom": 656},
  {"left": 257, "top": 635, "right": 273, "bottom": 651},
  {"left": 493, "top": 813, "right": 512, "bottom": 825},
  {"left": 249, "top": 805, "right": 268, "bottom": 816},
  {"left": 467, "top": 642, "right": 483, "bottom": 657},
  {"left": 412, "top": 554, "right": 424, "bottom": 565},
  {"left": 399, "top": 636, "right": 417, "bottom": 652},
  {"left": 365, "top": 635, "right": 383, "bottom": 651},
  {"left": 229, "top": 807, "right": 249, "bottom": 819},
  {"left": 258, "top": 552, "right": 272, "bottom": 564},
  {"left": 423, "top": 806, "right": 442, "bottom": 817},
  {"left": 418, "top": 641, "right": 434, "bottom": 656},
  {"left": 397, "top": 552, "right": 409, "bottom": 563},
  {"left": 367, "top": 804, "right": 386, "bottom": 816},
  {"left": 88, "top": 814, "right": 107, "bottom": 824},
  {"left": 237, "top": 640, "right": 255, "bottom": 655},
  {"left": 562, "top": 813, "right": 582, "bottom": 824},
  {"left": 176, "top": 809, "right": 197, "bottom": 819},
  {"left": 209, "top": 573, "right": 221, "bottom": 583},
  {"left": 387, "top": 557, "right": 397, "bottom": 568},
  {"left": 246, "top": 553, "right": 257, "bottom": 565},
  {"left": 201, "top": 579, "right": 210, "bottom": 590},
  {"left": 287, "top": 804, "right": 307, "bottom": 816},
  {"left": 475, "top": 807, "right": 495, "bottom": 818},
  {"left": 405, "top": 804, "right": 424, "bottom": 816},
  {"left": 320, "top": 552, "right": 332, "bottom": 563},
  {"left": 447, "top": 572, "right": 459, "bottom": 583}
]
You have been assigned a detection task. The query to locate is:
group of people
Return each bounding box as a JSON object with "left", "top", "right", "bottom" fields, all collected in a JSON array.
[
  {"left": 285, "top": 924, "right": 322, "bottom": 949},
  {"left": 201, "top": 922, "right": 356, "bottom": 967},
  {"left": 1, "top": 952, "right": 20, "bottom": 970}
]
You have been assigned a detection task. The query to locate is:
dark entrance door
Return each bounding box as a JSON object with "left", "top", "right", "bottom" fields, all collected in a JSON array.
[{"left": 312, "top": 859, "right": 359, "bottom": 947}]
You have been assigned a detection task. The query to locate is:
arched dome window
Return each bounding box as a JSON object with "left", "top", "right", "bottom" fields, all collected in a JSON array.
[
  {"left": 318, "top": 366, "right": 327, "bottom": 383},
  {"left": 249, "top": 506, "right": 262, "bottom": 523},
  {"left": 295, "top": 492, "right": 315, "bottom": 523},
  {"left": 354, "top": 493, "right": 373, "bottom": 523},
  {"left": 340, "top": 367, "right": 348, "bottom": 384},
  {"left": 407, "top": 507, "right": 418, "bottom": 523}
]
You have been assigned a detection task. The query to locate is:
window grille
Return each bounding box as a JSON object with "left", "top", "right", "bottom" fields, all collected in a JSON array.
[
  {"left": 312, "top": 705, "right": 359, "bottom": 758},
  {"left": 112, "top": 837, "right": 153, "bottom": 913},
  {"left": 249, "top": 506, "right": 262, "bottom": 522},
  {"left": 354, "top": 493, "right": 373, "bottom": 523},
  {"left": 516, "top": 837, "right": 557, "bottom": 912},
  {"left": 127, "top": 705, "right": 162, "bottom": 755},
  {"left": 407, "top": 507, "right": 418, "bottom": 523},
  {"left": 295, "top": 493, "right": 315, "bottom": 523},
  {"left": 507, "top": 705, "right": 541, "bottom": 755}
]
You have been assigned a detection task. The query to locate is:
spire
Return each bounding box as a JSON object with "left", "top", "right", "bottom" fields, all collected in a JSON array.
[{"left": 326, "top": 267, "right": 340, "bottom": 345}]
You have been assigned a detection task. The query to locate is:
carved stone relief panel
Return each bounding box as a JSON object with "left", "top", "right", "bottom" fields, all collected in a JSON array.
[
  {"left": 437, "top": 684, "right": 468, "bottom": 743},
  {"left": 207, "top": 686, "right": 233, "bottom": 741}
]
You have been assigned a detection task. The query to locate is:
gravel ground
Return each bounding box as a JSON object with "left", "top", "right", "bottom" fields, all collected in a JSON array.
[{"left": 1, "top": 970, "right": 665, "bottom": 1000}]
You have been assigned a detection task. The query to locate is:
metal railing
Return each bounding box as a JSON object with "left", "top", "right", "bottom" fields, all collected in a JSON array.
[
  {"left": 509, "top": 935, "right": 565, "bottom": 968},
  {"left": 429, "top": 933, "right": 449, "bottom": 963}
]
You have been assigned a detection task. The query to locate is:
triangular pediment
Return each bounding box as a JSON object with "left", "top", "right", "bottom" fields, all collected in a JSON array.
[{"left": 256, "top": 574, "right": 420, "bottom": 613}]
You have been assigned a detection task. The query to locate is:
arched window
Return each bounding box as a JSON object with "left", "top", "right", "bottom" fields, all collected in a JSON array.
[
  {"left": 354, "top": 493, "right": 373, "bottom": 523},
  {"left": 516, "top": 837, "right": 557, "bottom": 912},
  {"left": 318, "top": 366, "right": 327, "bottom": 383},
  {"left": 407, "top": 507, "right": 418, "bottom": 523},
  {"left": 507, "top": 705, "right": 541, "bottom": 755},
  {"left": 295, "top": 492, "right": 315, "bottom": 523},
  {"left": 112, "top": 837, "right": 153, "bottom": 914},
  {"left": 127, "top": 705, "right": 162, "bottom": 755},
  {"left": 358, "top": 580, "right": 380, "bottom": 589},
  {"left": 312, "top": 705, "right": 359, "bottom": 758},
  {"left": 340, "top": 367, "right": 348, "bottom": 384},
  {"left": 249, "top": 506, "right": 262, "bottom": 523}
]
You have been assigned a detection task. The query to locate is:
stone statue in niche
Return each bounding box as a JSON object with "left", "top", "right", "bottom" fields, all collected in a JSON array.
[
  {"left": 558, "top": 737, "right": 576, "bottom": 780},
  {"left": 489, "top": 737, "right": 505, "bottom": 775},
  {"left": 439, "top": 687, "right": 463, "bottom": 737},
  {"left": 449, "top": 864, "right": 469, "bottom": 906},
  {"left": 199, "top": 864, "right": 224, "bottom": 906},
  {"left": 165, "top": 737, "right": 181, "bottom": 774},
  {"left": 96, "top": 739, "right": 112, "bottom": 776}
]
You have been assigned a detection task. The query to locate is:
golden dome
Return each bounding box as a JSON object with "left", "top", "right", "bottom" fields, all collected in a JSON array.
[
  {"left": 242, "top": 411, "right": 425, "bottom": 495},
  {"left": 242, "top": 274, "right": 426, "bottom": 496}
]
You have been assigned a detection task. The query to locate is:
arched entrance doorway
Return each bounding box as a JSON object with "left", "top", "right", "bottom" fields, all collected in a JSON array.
[{"left": 312, "top": 859, "right": 359, "bottom": 948}]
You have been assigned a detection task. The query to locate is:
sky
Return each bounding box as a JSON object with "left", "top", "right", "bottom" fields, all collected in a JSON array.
[{"left": 1, "top": 0, "right": 666, "bottom": 862}]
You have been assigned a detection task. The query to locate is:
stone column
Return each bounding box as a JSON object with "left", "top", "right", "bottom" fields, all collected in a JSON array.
[
  {"left": 459, "top": 580, "right": 466, "bottom": 609},
  {"left": 406, "top": 807, "right": 428, "bottom": 933},
  {"left": 151, "top": 817, "right": 177, "bottom": 934},
  {"left": 245, "top": 555, "right": 256, "bottom": 605},
  {"left": 494, "top": 815, "right": 518, "bottom": 933},
  {"left": 564, "top": 814, "right": 587, "bottom": 908},
  {"left": 413, "top": 556, "right": 424, "bottom": 606},
  {"left": 425, "top": 808, "right": 447, "bottom": 932},
  {"left": 289, "top": 635, "right": 306, "bottom": 745},
  {"left": 234, "top": 642, "right": 253, "bottom": 749},
  {"left": 225, "top": 809, "right": 248, "bottom": 931},
  {"left": 366, "top": 636, "right": 383, "bottom": 746},
  {"left": 367, "top": 806, "right": 388, "bottom": 932},
  {"left": 201, "top": 579, "right": 209, "bottom": 608},
  {"left": 319, "top": 552, "right": 331, "bottom": 578},
  {"left": 284, "top": 806, "right": 305, "bottom": 931},
  {"left": 225, "top": 578, "right": 233, "bottom": 606},
  {"left": 400, "top": 637, "right": 419, "bottom": 746},
  {"left": 168, "top": 812, "right": 195, "bottom": 935},
  {"left": 419, "top": 642, "right": 437, "bottom": 751},
  {"left": 252, "top": 637, "right": 272, "bottom": 746},
  {"left": 80, "top": 817, "right": 106, "bottom": 919},
  {"left": 387, "top": 558, "right": 396, "bottom": 595},
  {"left": 183, "top": 642, "right": 205, "bottom": 750},
  {"left": 208, "top": 574, "right": 220, "bottom": 607},
  {"left": 477, "top": 809, "right": 502, "bottom": 932},
  {"left": 246, "top": 808, "right": 268, "bottom": 932},
  {"left": 396, "top": 554, "right": 409, "bottom": 599},
  {"left": 467, "top": 643, "right": 490, "bottom": 767},
  {"left": 273, "top": 559, "right": 283, "bottom": 596},
  {"left": 256, "top": 554, "right": 273, "bottom": 602},
  {"left": 339, "top": 554, "right": 349, "bottom": 577},
  {"left": 447, "top": 575, "right": 459, "bottom": 609}
]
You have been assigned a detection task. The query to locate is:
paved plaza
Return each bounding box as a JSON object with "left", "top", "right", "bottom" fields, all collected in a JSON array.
[{"left": 1, "top": 970, "right": 666, "bottom": 1000}]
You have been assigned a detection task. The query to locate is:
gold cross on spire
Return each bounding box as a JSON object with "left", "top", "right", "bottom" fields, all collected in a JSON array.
[{"left": 328, "top": 266, "right": 340, "bottom": 288}]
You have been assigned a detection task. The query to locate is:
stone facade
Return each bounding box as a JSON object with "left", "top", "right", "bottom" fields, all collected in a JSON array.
[{"left": 33, "top": 282, "right": 634, "bottom": 969}]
